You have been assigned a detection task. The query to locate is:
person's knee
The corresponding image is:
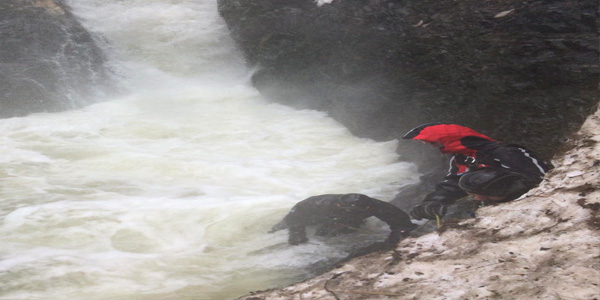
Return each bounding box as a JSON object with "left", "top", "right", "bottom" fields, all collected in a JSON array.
[{"left": 459, "top": 168, "right": 531, "bottom": 202}]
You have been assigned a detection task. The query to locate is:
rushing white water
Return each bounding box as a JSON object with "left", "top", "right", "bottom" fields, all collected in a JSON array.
[{"left": 0, "top": 1, "right": 417, "bottom": 299}]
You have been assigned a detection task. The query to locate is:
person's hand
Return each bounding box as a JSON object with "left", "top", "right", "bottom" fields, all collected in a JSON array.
[{"left": 410, "top": 202, "right": 447, "bottom": 220}]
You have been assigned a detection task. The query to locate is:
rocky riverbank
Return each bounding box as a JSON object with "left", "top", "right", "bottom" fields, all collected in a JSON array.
[{"left": 235, "top": 104, "right": 600, "bottom": 300}]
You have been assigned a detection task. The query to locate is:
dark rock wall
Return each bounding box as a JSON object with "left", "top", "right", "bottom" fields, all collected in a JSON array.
[
  {"left": 0, "top": 0, "right": 110, "bottom": 118},
  {"left": 218, "top": 0, "right": 599, "bottom": 169}
]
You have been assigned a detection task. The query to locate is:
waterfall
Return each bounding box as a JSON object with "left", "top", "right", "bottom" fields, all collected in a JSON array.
[{"left": 0, "top": 1, "right": 417, "bottom": 299}]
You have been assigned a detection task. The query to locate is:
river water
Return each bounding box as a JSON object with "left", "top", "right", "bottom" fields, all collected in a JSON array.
[{"left": 0, "top": 1, "right": 417, "bottom": 299}]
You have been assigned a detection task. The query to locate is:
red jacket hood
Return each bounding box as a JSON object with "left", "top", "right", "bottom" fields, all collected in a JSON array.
[{"left": 403, "top": 123, "right": 495, "bottom": 156}]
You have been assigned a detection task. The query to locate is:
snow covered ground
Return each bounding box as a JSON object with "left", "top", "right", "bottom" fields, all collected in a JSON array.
[{"left": 237, "top": 106, "right": 600, "bottom": 300}]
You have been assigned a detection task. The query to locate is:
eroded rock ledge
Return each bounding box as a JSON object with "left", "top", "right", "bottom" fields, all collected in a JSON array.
[{"left": 236, "top": 105, "right": 600, "bottom": 300}]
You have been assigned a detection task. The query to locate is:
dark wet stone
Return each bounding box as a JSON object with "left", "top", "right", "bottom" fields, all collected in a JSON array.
[
  {"left": 218, "top": 0, "right": 599, "bottom": 167},
  {"left": 0, "top": 0, "right": 112, "bottom": 118}
]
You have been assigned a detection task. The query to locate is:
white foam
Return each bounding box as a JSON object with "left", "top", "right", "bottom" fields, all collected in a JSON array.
[{"left": 0, "top": 1, "right": 418, "bottom": 299}]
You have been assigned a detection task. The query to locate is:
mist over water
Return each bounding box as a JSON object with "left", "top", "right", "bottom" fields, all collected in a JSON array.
[{"left": 0, "top": 1, "right": 417, "bottom": 299}]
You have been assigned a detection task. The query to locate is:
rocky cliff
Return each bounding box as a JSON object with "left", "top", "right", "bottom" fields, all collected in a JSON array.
[
  {"left": 218, "top": 0, "right": 599, "bottom": 168},
  {"left": 0, "top": 0, "right": 110, "bottom": 118}
]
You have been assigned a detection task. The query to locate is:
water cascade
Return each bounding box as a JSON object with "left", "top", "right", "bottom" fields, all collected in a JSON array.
[{"left": 0, "top": 1, "right": 417, "bottom": 299}]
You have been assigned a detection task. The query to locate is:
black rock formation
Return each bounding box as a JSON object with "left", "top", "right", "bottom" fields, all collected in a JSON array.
[
  {"left": 0, "top": 0, "right": 110, "bottom": 118},
  {"left": 218, "top": 0, "right": 599, "bottom": 170}
]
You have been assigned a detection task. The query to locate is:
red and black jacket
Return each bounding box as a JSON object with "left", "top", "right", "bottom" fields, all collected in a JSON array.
[{"left": 404, "top": 123, "right": 549, "bottom": 205}]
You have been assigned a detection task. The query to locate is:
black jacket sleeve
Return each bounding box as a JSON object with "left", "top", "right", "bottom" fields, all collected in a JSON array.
[
  {"left": 422, "top": 155, "right": 468, "bottom": 205},
  {"left": 423, "top": 176, "right": 468, "bottom": 205}
]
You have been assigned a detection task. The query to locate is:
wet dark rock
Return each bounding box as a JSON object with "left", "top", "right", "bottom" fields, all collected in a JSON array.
[
  {"left": 218, "top": 0, "right": 599, "bottom": 169},
  {"left": 0, "top": 0, "right": 111, "bottom": 118}
]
